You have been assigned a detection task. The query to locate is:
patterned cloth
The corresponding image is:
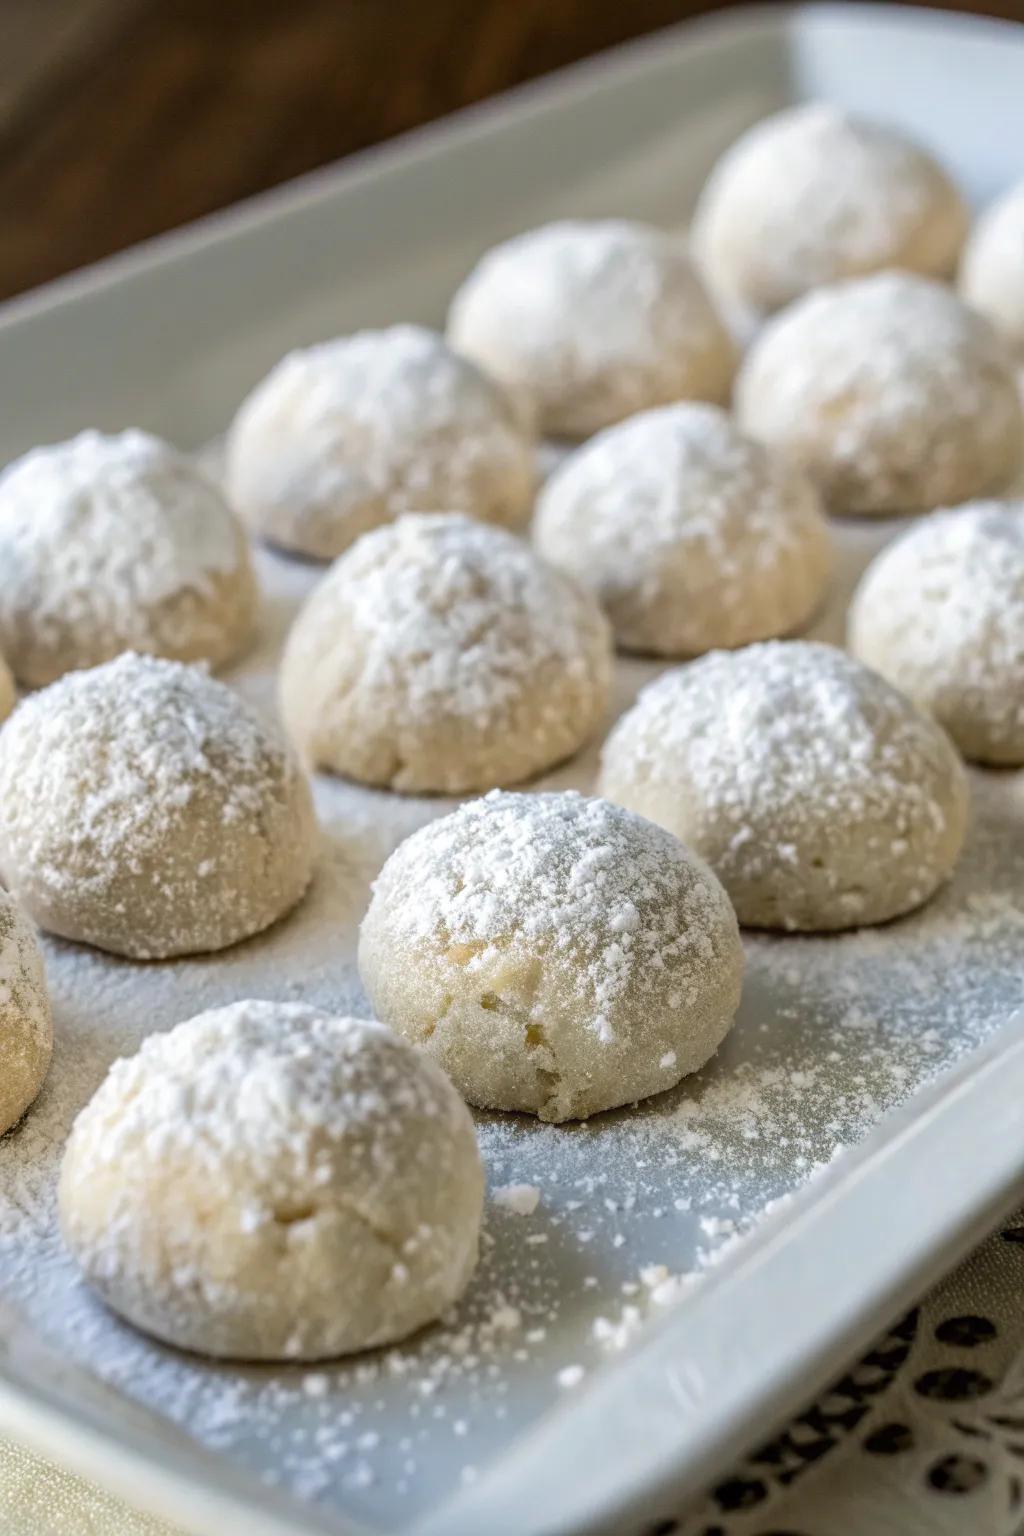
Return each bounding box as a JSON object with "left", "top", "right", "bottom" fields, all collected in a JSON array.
[{"left": 3, "top": 1208, "right": 1022, "bottom": 1536}]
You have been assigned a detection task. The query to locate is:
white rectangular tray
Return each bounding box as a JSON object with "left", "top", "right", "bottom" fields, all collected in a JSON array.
[{"left": 2, "top": 6, "right": 1024, "bottom": 1535}]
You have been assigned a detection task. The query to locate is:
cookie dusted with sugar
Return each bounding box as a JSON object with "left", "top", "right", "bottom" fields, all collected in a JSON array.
[
  {"left": 691, "top": 102, "right": 967, "bottom": 313},
  {"left": 0, "top": 653, "right": 316, "bottom": 959},
  {"left": 226, "top": 324, "right": 536, "bottom": 560},
  {"left": 600, "top": 641, "right": 968, "bottom": 932},
  {"left": 849, "top": 502, "right": 1024, "bottom": 765},
  {"left": 358, "top": 791, "right": 743, "bottom": 1122},
  {"left": 0, "top": 430, "right": 257, "bottom": 688},
  {"left": 0, "top": 890, "right": 52, "bottom": 1137},
  {"left": 59, "top": 1001, "right": 484, "bottom": 1359},
  {"left": 735, "top": 273, "right": 1023, "bottom": 516},
  {"left": 447, "top": 220, "right": 736, "bottom": 439},
  {"left": 960, "top": 180, "right": 1024, "bottom": 358},
  {"left": 534, "top": 403, "right": 831, "bottom": 656},
  {"left": 279, "top": 515, "right": 613, "bottom": 794}
]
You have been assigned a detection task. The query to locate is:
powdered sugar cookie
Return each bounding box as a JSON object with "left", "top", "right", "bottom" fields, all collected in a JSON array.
[
  {"left": 534, "top": 403, "right": 831, "bottom": 655},
  {"left": 960, "top": 180, "right": 1024, "bottom": 358},
  {"left": 601, "top": 641, "right": 968, "bottom": 931},
  {"left": 0, "top": 653, "right": 315, "bottom": 959},
  {"left": 0, "top": 890, "right": 52, "bottom": 1137},
  {"left": 359, "top": 791, "right": 743, "bottom": 1122},
  {"left": 0, "top": 430, "right": 257, "bottom": 688},
  {"left": 279, "top": 515, "right": 612, "bottom": 794},
  {"left": 735, "top": 273, "right": 1023, "bottom": 515},
  {"left": 849, "top": 501, "right": 1024, "bottom": 764},
  {"left": 226, "top": 325, "right": 535, "bottom": 560},
  {"left": 59, "top": 1001, "right": 483, "bottom": 1359},
  {"left": 447, "top": 220, "right": 736, "bottom": 438},
  {"left": 692, "top": 102, "right": 967, "bottom": 313}
]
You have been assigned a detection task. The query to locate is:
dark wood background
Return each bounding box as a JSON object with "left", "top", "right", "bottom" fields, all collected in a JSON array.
[{"left": 3, "top": 0, "right": 1022, "bottom": 302}]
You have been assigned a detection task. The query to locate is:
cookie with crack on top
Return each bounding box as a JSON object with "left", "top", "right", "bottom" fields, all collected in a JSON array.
[
  {"left": 225, "top": 324, "right": 536, "bottom": 560},
  {"left": 0, "top": 889, "right": 52, "bottom": 1137},
  {"left": 600, "top": 641, "right": 968, "bottom": 932},
  {"left": 59, "top": 1001, "right": 484, "bottom": 1359},
  {"left": 0, "top": 653, "right": 316, "bottom": 959},
  {"left": 358, "top": 790, "right": 743, "bottom": 1122},
  {"left": 534, "top": 402, "right": 831, "bottom": 656},
  {"left": 0, "top": 430, "right": 257, "bottom": 688},
  {"left": 447, "top": 220, "right": 736, "bottom": 439},
  {"left": 691, "top": 102, "right": 968, "bottom": 313},
  {"left": 735, "top": 273, "right": 1023, "bottom": 516},
  {"left": 849, "top": 501, "right": 1024, "bottom": 765},
  {"left": 278, "top": 514, "right": 613, "bottom": 794}
]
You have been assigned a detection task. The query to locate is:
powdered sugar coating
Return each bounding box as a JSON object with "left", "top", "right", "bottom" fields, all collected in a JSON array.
[
  {"left": 849, "top": 501, "right": 1024, "bottom": 765},
  {"left": 225, "top": 325, "right": 536, "bottom": 560},
  {"left": 59, "top": 1000, "right": 484, "bottom": 1360},
  {"left": 0, "top": 890, "right": 52, "bottom": 1136},
  {"left": 691, "top": 102, "right": 968, "bottom": 313},
  {"left": 534, "top": 403, "right": 831, "bottom": 656},
  {"left": 960, "top": 180, "right": 1024, "bottom": 357},
  {"left": 0, "top": 653, "right": 316, "bottom": 959},
  {"left": 279, "top": 515, "right": 613, "bottom": 794},
  {"left": 447, "top": 220, "right": 736, "bottom": 438},
  {"left": 600, "top": 641, "right": 969, "bottom": 931},
  {"left": 735, "top": 273, "right": 1023, "bottom": 515},
  {"left": 359, "top": 790, "right": 743, "bottom": 1122},
  {"left": 0, "top": 430, "right": 257, "bottom": 688}
]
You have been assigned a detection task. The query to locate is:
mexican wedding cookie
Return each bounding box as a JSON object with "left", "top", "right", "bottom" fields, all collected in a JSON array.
[
  {"left": 600, "top": 642, "right": 968, "bottom": 932},
  {"left": 447, "top": 220, "right": 736, "bottom": 438},
  {"left": 735, "top": 273, "right": 1023, "bottom": 516},
  {"left": 0, "top": 430, "right": 256, "bottom": 688},
  {"left": 849, "top": 503, "right": 1024, "bottom": 765},
  {"left": 960, "top": 181, "right": 1024, "bottom": 357},
  {"left": 691, "top": 103, "right": 967, "bottom": 313},
  {"left": 0, "top": 891, "right": 52, "bottom": 1137},
  {"left": 534, "top": 403, "right": 831, "bottom": 655},
  {"left": 359, "top": 791, "right": 743, "bottom": 1122},
  {"left": 59, "top": 1001, "right": 484, "bottom": 1359},
  {"left": 225, "top": 325, "right": 535, "bottom": 560},
  {"left": 279, "top": 515, "right": 612, "bottom": 794},
  {"left": 0, "top": 653, "right": 315, "bottom": 959}
]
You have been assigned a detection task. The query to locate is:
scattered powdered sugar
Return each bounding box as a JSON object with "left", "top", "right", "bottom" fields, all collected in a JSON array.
[
  {"left": 0, "top": 536, "right": 1021, "bottom": 1527},
  {"left": 492, "top": 1185, "right": 541, "bottom": 1217},
  {"left": 0, "top": 429, "right": 252, "bottom": 685}
]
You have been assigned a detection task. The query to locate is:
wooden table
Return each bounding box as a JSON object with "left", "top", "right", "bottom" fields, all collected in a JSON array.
[{"left": 2, "top": 0, "right": 1019, "bottom": 303}]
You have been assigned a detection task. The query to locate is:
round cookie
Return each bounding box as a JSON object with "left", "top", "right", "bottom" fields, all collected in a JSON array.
[
  {"left": 0, "top": 430, "right": 257, "bottom": 688},
  {"left": 533, "top": 402, "right": 831, "bottom": 656},
  {"left": 849, "top": 501, "right": 1024, "bottom": 765},
  {"left": 960, "top": 180, "right": 1024, "bottom": 358},
  {"left": 600, "top": 641, "right": 968, "bottom": 932},
  {"left": 691, "top": 102, "right": 968, "bottom": 314},
  {"left": 0, "top": 891, "right": 52, "bottom": 1137},
  {"left": 59, "top": 1001, "right": 483, "bottom": 1359},
  {"left": 358, "top": 790, "right": 743, "bottom": 1122},
  {"left": 279, "top": 514, "right": 613, "bottom": 794},
  {"left": 0, "top": 653, "right": 315, "bottom": 959},
  {"left": 446, "top": 220, "right": 737, "bottom": 439},
  {"left": 225, "top": 324, "right": 535, "bottom": 560},
  {"left": 735, "top": 272, "right": 1023, "bottom": 516}
]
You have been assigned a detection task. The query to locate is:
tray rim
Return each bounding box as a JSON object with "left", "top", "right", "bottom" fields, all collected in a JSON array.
[{"left": 2, "top": 4, "right": 1024, "bottom": 1533}]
